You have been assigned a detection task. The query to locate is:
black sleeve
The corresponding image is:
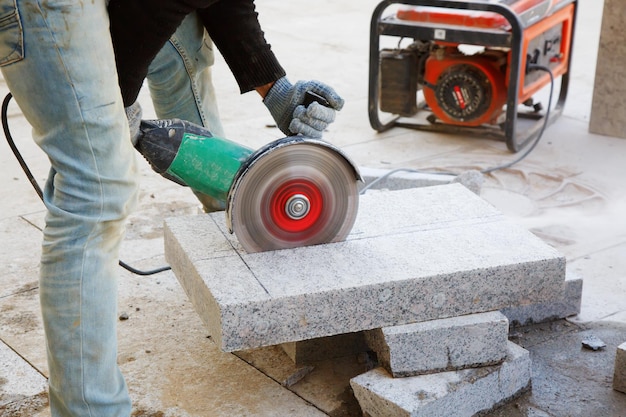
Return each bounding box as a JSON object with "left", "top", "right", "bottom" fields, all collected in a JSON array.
[
  {"left": 108, "top": 0, "right": 284, "bottom": 105},
  {"left": 108, "top": 0, "right": 219, "bottom": 106},
  {"left": 198, "top": 0, "right": 286, "bottom": 94}
]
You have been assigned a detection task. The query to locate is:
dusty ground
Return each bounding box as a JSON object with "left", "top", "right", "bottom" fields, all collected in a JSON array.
[
  {"left": 490, "top": 320, "right": 626, "bottom": 417},
  {"left": 2, "top": 0, "right": 626, "bottom": 416}
]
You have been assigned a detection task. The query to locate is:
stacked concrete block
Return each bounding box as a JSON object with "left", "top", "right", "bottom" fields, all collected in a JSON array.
[
  {"left": 164, "top": 184, "right": 575, "bottom": 415},
  {"left": 281, "top": 332, "right": 369, "bottom": 365},
  {"left": 614, "top": 342, "right": 626, "bottom": 393},
  {"left": 350, "top": 342, "right": 531, "bottom": 417},
  {"left": 364, "top": 311, "right": 509, "bottom": 377}
]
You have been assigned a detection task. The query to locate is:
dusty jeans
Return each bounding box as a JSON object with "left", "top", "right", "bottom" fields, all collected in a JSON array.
[
  {"left": 148, "top": 13, "right": 224, "bottom": 137},
  {"left": 0, "top": 0, "right": 220, "bottom": 415},
  {"left": 0, "top": 0, "right": 137, "bottom": 415}
]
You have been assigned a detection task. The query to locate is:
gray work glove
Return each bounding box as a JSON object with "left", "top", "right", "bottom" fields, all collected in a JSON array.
[
  {"left": 263, "top": 77, "right": 344, "bottom": 138},
  {"left": 125, "top": 101, "right": 142, "bottom": 146}
]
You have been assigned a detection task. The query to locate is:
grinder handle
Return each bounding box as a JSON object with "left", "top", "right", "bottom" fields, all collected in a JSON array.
[{"left": 303, "top": 91, "right": 331, "bottom": 108}]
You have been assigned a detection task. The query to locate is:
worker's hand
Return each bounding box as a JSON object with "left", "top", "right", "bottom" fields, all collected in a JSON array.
[
  {"left": 263, "top": 77, "right": 344, "bottom": 138},
  {"left": 125, "top": 101, "right": 142, "bottom": 146}
]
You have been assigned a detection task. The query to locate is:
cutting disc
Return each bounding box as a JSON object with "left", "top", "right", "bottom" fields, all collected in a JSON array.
[{"left": 229, "top": 140, "right": 359, "bottom": 253}]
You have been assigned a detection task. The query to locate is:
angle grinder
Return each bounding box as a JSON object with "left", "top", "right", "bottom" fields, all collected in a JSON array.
[{"left": 134, "top": 100, "right": 361, "bottom": 253}]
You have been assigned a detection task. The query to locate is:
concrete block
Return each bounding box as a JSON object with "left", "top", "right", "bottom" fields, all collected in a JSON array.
[
  {"left": 501, "top": 268, "right": 582, "bottom": 327},
  {"left": 589, "top": 0, "right": 626, "bottom": 138},
  {"left": 365, "top": 311, "right": 509, "bottom": 377},
  {"left": 358, "top": 167, "right": 483, "bottom": 195},
  {"left": 350, "top": 341, "right": 531, "bottom": 417},
  {"left": 614, "top": 342, "right": 626, "bottom": 393},
  {"left": 234, "top": 345, "right": 314, "bottom": 387},
  {"left": 165, "top": 184, "right": 566, "bottom": 352},
  {"left": 236, "top": 346, "right": 372, "bottom": 416},
  {"left": 281, "top": 332, "right": 369, "bottom": 365},
  {"left": 0, "top": 340, "right": 47, "bottom": 409}
]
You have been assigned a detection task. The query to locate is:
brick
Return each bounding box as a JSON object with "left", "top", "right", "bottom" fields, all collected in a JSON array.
[
  {"left": 350, "top": 341, "right": 531, "bottom": 417},
  {"left": 165, "top": 185, "right": 565, "bottom": 352},
  {"left": 281, "top": 332, "right": 369, "bottom": 365},
  {"left": 365, "top": 311, "right": 509, "bottom": 377}
]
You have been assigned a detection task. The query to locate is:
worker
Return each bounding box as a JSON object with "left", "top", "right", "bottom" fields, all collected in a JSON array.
[
  {"left": 142, "top": 13, "right": 228, "bottom": 212},
  {"left": 111, "top": 0, "right": 344, "bottom": 141},
  {"left": 116, "top": 0, "right": 344, "bottom": 211},
  {"left": 0, "top": 1, "right": 343, "bottom": 416}
]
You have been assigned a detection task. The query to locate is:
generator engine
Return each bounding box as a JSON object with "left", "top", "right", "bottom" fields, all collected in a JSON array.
[
  {"left": 371, "top": 0, "right": 577, "bottom": 151},
  {"left": 423, "top": 45, "right": 509, "bottom": 127}
]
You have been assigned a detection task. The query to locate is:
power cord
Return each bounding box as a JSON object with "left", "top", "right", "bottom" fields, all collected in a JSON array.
[
  {"left": 360, "top": 64, "right": 555, "bottom": 194},
  {"left": 4, "top": 66, "right": 555, "bottom": 263},
  {"left": 2, "top": 92, "right": 171, "bottom": 276}
]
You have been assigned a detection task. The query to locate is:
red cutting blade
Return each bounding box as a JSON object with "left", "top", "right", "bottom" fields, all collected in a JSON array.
[{"left": 230, "top": 141, "right": 359, "bottom": 253}]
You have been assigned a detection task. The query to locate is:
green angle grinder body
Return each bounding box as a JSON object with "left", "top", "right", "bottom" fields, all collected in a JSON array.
[
  {"left": 135, "top": 119, "right": 361, "bottom": 253},
  {"left": 135, "top": 119, "right": 254, "bottom": 201}
]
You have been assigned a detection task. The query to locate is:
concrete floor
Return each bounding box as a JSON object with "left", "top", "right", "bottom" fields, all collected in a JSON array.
[{"left": 1, "top": 0, "right": 625, "bottom": 416}]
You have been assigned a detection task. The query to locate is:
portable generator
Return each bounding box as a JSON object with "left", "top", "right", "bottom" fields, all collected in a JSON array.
[{"left": 368, "top": 0, "right": 577, "bottom": 152}]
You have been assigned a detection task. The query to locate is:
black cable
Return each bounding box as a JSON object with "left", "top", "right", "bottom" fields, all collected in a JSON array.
[
  {"left": 360, "top": 64, "right": 555, "bottom": 194},
  {"left": 119, "top": 260, "right": 171, "bottom": 276},
  {"left": 2, "top": 92, "right": 171, "bottom": 276},
  {"left": 2, "top": 93, "right": 43, "bottom": 200},
  {"left": 481, "top": 63, "right": 554, "bottom": 174}
]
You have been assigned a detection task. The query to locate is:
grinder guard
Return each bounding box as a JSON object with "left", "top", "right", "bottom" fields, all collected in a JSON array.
[{"left": 226, "top": 137, "right": 362, "bottom": 253}]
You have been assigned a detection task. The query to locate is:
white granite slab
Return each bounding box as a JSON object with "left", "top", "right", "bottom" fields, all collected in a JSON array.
[{"left": 165, "top": 184, "right": 566, "bottom": 352}]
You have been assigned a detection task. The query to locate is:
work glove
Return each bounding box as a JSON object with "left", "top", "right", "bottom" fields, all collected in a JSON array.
[
  {"left": 125, "top": 101, "right": 142, "bottom": 146},
  {"left": 263, "top": 77, "right": 344, "bottom": 138}
]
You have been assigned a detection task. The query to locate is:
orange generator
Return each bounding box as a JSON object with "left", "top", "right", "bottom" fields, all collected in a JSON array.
[{"left": 369, "top": 0, "right": 577, "bottom": 152}]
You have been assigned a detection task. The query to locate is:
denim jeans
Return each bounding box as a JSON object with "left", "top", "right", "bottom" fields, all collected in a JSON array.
[
  {"left": 149, "top": 13, "right": 226, "bottom": 212},
  {"left": 148, "top": 13, "right": 225, "bottom": 137},
  {"left": 0, "top": 1, "right": 219, "bottom": 416}
]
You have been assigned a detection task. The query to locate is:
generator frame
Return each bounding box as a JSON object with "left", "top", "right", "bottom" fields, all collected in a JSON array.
[{"left": 368, "top": 0, "right": 577, "bottom": 153}]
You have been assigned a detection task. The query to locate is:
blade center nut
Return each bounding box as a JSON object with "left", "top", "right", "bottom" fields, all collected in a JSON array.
[{"left": 285, "top": 194, "right": 310, "bottom": 220}]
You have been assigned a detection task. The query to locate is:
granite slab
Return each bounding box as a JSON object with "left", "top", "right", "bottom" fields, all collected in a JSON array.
[
  {"left": 281, "top": 332, "right": 369, "bottom": 365},
  {"left": 164, "top": 184, "right": 566, "bottom": 352}
]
